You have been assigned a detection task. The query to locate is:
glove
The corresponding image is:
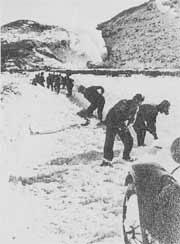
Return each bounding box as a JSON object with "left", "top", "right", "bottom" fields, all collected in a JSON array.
[
  {"left": 154, "top": 134, "right": 158, "bottom": 140},
  {"left": 77, "top": 109, "right": 88, "bottom": 118}
]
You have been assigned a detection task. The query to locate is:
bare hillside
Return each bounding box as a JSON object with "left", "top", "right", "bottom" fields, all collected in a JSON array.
[
  {"left": 97, "top": 0, "right": 180, "bottom": 70},
  {"left": 1, "top": 20, "right": 104, "bottom": 71}
]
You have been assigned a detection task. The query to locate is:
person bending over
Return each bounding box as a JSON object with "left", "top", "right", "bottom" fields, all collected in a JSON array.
[
  {"left": 133, "top": 100, "right": 170, "bottom": 146},
  {"left": 101, "top": 93, "right": 145, "bottom": 167},
  {"left": 78, "top": 85, "right": 105, "bottom": 123}
]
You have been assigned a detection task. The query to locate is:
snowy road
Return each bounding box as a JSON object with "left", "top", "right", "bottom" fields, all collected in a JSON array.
[{"left": 1, "top": 72, "right": 180, "bottom": 244}]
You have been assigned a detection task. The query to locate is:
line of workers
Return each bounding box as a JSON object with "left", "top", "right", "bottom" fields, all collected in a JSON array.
[
  {"left": 32, "top": 71, "right": 74, "bottom": 97},
  {"left": 32, "top": 72, "right": 170, "bottom": 166}
]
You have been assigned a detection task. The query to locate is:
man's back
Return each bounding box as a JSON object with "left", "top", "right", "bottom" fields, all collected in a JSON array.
[
  {"left": 137, "top": 104, "right": 158, "bottom": 122},
  {"left": 66, "top": 77, "right": 74, "bottom": 87},
  {"left": 84, "top": 86, "right": 103, "bottom": 104},
  {"left": 105, "top": 99, "right": 138, "bottom": 128}
]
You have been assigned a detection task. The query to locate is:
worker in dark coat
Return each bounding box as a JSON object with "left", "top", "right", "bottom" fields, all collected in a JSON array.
[
  {"left": 54, "top": 74, "right": 61, "bottom": 94},
  {"left": 61, "top": 74, "right": 66, "bottom": 89},
  {"left": 46, "top": 73, "right": 54, "bottom": 91},
  {"left": 78, "top": 85, "right": 105, "bottom": 122},
  {"left": 38, "top": 72, "right": 45, "bottom": 87},
  {"left": 65, "top": 73, "right": 74, "bottom": 97},
  {"left": 133, "top": 100, "right": 170, "bottom": 146},
  {"left": 101, "top": 94, "right": 145, "bottom": 167},
  {"left": 32, "top": 74, "right": 38, "bottom": 86}
]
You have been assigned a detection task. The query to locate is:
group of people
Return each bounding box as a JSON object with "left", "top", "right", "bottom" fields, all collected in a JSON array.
[
  {"left": 32, "top": 71, "right": 74, "bottom": 97},
  {"left": 77, "top": 84, "right": 170, "bottom": 167},
  {"left": 32, "top": 72, "right": 45, "bottom": 87},
  {"left": 32, "top": 72, "right": 170, "bottom": 167}
]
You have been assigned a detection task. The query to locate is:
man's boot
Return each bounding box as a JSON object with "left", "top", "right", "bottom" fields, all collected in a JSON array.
[
  {"left": 100, "top": 159, "right": 113, "bottom": 167},
  {"left": 122, "top": 156, "right": 136, "bottom": 162}
]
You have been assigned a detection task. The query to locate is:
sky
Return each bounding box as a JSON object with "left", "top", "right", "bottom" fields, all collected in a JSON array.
[{"left": 1, "top": 0, "right": 147, "bottom": 30}]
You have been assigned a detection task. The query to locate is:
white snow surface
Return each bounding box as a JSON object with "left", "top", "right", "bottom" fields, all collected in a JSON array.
[
  {"left": 1, "top": 72, "right": 180, "bottom": 244},
  {"left": 2, "top": 26, "right": 106, "bottom": 65},
  {"left": 156, "top": 0, "right": 180, "bottom": 15}
]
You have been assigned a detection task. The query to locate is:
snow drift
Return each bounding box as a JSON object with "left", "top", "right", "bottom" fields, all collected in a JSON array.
[
  {"left": 1, "top": 20, "right": 106, "bottom": 71},
  {"left": 1, "top": 72, "right": 180, "bottom": 244}
]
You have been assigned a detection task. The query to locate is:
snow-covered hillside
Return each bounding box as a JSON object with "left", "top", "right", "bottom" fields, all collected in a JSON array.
[
  {"left": 97, "top": 0, "right": 180, "bottom": 69},
  {"left": 1, "top": 20, "right": 106, "bottom": 71},
  {"left": 1, "top": 72, "right": 180, "bottom": 244}
]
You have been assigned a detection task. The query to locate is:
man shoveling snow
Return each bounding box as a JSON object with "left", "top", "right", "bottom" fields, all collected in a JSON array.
[
  {"left": 77, "top": 85, "right": 105, "bottom": 124},
  {"left": 101, "top": 93, "right": 145, "bottom": 167}
]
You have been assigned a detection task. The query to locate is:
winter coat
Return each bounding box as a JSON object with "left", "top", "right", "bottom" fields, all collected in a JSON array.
[
  {"left": 83, "top": 86, "right": 104, "bottom": 104},
  {"left": 134, "top": 104, "right": 158, "bottom": 137},
  {"left": 66, "top": 77, "right": 74, "bottom": 89},
  {"left": 105, "top": 99, "right": 139, "bottom": 128}
]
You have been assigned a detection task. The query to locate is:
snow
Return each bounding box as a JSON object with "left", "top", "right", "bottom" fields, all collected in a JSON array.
[
  {"left": 1, "top": 71, "right": 180, "bottom": 244},
  {"left": 1, "top": 26, "right": 106, "bottom": 65},
  {"left": 34, "top": 49, "right": 62, "bottom": 68},
  {"left": 69, "top": 29, "right": 106, "bottom": 63},
  {"left": 156, "top": 0, "right": 180, "bottom": 15}
]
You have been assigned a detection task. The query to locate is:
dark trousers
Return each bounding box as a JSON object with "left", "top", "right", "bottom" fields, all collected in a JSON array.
[
  {"left": 134, "top": 127, "right": 146, "bottom": 146},
  {"left": 61, "top": 81, "right": 66, "bottom": 89},
  {"left": 55, "top": 84, "right": 60, "bottom": 94},
  {"left": 86, "top": 97, "right": 105, "bottom": 121},
  {"left": 39, "top": 82, "right": 45, "bottom": 87},
  {"left": 104, "top": 126, "right": 133, "bottom": 161},
  {"left": 47, "top": 82, "right": 53, "bottom": 91},
  {"left": 133, "top": 121, "right": 146, "bottom": 146},
  {"left": 67, "top": 85, "right": 73, "bottom": 96}
]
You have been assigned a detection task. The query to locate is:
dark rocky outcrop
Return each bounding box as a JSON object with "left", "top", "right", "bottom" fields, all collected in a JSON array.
[
  {"left": 97, "top": 0, "right": 180, "bottom": 70},
  {"left": 2, "top": 19, "right": 54, "bottom": 32},
  {"left": 1, "top": 20, "right": 101, "bottom": 71}
]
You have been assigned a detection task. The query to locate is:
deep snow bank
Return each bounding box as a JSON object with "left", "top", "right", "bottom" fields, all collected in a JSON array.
[
  {"left": 72, "top": 73, "right": 180, "bottom": 172},
  {"left": 1, "top": 72, "right": 180, "bottom": 244},
  {"left": 1, "top": 72, "right": 127, "bottom": 244}
]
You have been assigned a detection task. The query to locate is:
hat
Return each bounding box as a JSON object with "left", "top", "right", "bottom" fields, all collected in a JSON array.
[
  {"left": 159, "top": 100, "right": 170, "bottom": 108},
  {"left": 158, "top": 100, "right": 170, "bottom": 114},
  {"left": 78, "top": 85, "right": 85, "bottom": 93},
  {"left": 133, "top": 93, "right": 145, "bottom": 102}
]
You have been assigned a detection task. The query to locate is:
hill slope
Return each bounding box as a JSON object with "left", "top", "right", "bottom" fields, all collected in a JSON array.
[
  {"left": 97, "top": 0, "right": 180, "bottom": 70},
  {"left": 1, "top": 72, "right": 180, "bottom": 243},
  {"left": 1, "top": 20, "right": 104, "bottom": 71}
]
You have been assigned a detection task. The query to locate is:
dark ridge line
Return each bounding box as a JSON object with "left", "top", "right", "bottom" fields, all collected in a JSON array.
[
  {"left": 2, "top": 68, "right": 180, "bottom": 77},
  {"left": 97, "top": 1, "right": 149, "bottom": 30},
  {"left": 1, "top": 19, "right": 57, "bottom": 30}
]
